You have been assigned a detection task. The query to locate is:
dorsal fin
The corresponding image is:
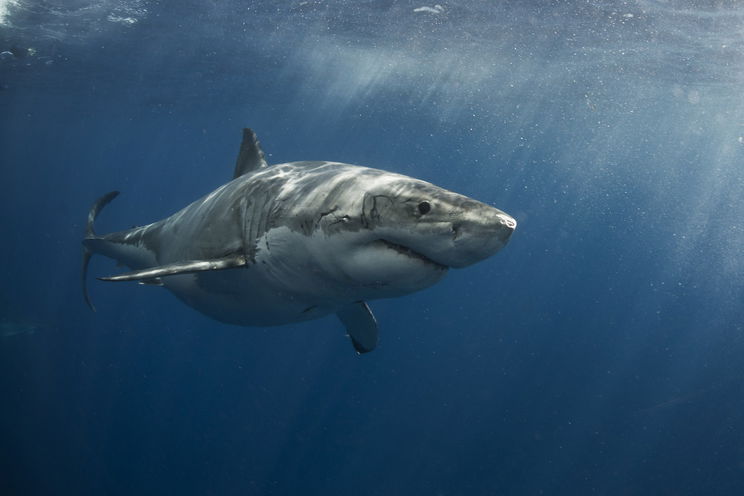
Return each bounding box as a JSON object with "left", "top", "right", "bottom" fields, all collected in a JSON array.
[{"left": 233, "top": 128, "right": 268, "bottom": 178}]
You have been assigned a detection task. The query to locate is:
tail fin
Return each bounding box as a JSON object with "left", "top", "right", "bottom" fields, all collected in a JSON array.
[{"left": 82, "top": 191, "right": 120, "bottom": 311}]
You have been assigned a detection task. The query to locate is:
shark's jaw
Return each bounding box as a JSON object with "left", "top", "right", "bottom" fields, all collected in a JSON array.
[{"left": 378, "top": 239, "right": 449, "bottom": 270}]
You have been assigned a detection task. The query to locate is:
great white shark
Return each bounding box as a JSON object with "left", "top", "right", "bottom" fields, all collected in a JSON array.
[{"left": 82, "top": 128, "right": 516, "bottom": 353}]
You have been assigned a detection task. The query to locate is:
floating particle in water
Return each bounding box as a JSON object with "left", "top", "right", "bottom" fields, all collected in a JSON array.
[{"left": 414, "top": 5, "right": 444, "bottom": 14}]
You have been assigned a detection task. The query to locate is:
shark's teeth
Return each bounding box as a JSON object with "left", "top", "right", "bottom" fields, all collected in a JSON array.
[{"left": 380, "top": 240, "right": 447, "bottom": 269}]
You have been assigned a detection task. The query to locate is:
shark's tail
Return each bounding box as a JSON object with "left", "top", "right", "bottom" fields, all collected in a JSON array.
[{"left": 82, "top": 191, "right": 119, "bottom": 311}]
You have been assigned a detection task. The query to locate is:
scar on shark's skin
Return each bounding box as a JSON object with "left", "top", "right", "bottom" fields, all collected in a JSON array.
[{"left": 82, "top": 128, "right": 516, "bottom": 353}]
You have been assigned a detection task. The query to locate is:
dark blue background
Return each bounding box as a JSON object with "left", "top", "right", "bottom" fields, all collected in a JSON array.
[{"left": 1, "top": 1, "right": 743, "bottom": 494}]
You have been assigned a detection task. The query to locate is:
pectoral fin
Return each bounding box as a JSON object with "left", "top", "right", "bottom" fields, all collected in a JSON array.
[
  {"left": 337, "top": 301, "right": 378, "bottom": 354},
  {"left": 99, "top": 255, "right": 248, "bottom": 283}
]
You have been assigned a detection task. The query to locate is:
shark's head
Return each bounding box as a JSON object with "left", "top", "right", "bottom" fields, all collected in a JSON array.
[
  {"left": 359, "top": 175, "right": 516, "bottom": 268},
  {"left": 308, "top": 169, "right": 516, "bottom": 297}
]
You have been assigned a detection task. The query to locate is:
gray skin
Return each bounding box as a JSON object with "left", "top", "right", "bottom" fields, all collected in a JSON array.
[{"left": 82, "top": 129, "right": 516, "bottom": 352}]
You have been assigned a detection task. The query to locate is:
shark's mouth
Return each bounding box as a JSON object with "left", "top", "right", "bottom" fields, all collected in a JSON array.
[{"left": 380, "top": 240, "right": 448, "bottom": 270}]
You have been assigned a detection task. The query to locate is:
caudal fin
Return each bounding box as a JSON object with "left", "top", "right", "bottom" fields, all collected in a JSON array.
[{"left": 82, "top": 191, "right": 120, "bottom": 311}]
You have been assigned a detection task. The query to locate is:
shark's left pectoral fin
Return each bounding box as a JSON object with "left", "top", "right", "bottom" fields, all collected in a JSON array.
[
  {"left": 99, "top": 256, "right": 248, "bottom": 283},
  {"left": 337, "top": 301, "right": 378, "bottom": 354}
]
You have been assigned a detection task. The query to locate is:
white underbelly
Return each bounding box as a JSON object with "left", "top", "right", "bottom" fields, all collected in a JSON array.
[
  {"left": 154, "top": 226, "right": 444, "bottom": 327},
  {"left": 161, "top": 265, "right": 337, "bottom": 327}
]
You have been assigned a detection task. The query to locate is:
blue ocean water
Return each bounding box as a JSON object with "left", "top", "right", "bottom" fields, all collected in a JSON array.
[{"left": 1, "top": 1, "right": 743, "bottom": 494}]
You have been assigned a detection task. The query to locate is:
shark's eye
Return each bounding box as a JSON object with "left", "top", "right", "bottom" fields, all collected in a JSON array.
[{"left": 417, "top": 201, "right": 431, "bottom": 215}]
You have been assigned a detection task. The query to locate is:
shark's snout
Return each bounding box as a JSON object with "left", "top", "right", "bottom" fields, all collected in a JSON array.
[
  {"left": 446, "top": 208, "right": 516, "bottom": 268},
  {"left": 494, "top": 212, "right": 517, "bottom": 244},
  {"left": 499, "top": 213, "right": 517, "bottom": 231}
]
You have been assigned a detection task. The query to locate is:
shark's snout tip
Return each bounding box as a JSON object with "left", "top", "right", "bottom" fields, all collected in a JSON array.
[{"left": 498, "top": 213, "right": 517, "bottom": 231}]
